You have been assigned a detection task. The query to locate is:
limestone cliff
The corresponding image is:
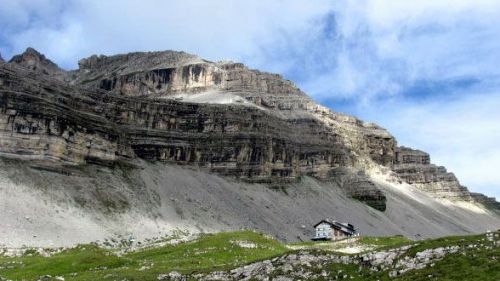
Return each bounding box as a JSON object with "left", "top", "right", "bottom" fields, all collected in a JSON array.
[
  {"left": 0, "top": 62, "right": 349, "bottom": 179},
  {"left": 8, "top": 48, "right": 65, "bottom": 79},
  {"left": 70, "top": 50, "right": 397, "bottom": 170},
  {"left": 0, "top": 48, "right": 497, "bottom": 214},
  {"left": 392, "top": 147, "right": 477, "bottom": 202}
]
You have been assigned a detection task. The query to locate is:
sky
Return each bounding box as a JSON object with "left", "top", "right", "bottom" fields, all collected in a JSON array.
[{"left": 1, "top": 0, "right": 499, "bottom": 199}]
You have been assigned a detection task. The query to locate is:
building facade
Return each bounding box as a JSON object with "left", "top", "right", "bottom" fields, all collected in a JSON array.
[{"left": 312, "top": 219, "right": 357, "bottom": 240}]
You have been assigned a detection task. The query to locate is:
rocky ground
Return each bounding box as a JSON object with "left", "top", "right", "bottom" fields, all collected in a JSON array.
[
  {"left": 0, "top": 231, "right": 497, "bottom": 281},
  {"left": 165, "top": 232, "right": 500, "bottom": 281},
  {"left": 1, "top": 158, "right": 499, "bottom": 248}
]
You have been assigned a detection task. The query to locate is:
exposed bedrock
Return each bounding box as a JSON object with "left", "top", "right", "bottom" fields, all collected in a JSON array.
[
  {"left": 73, "top": 51, "right": 305, "bottom": 100},
  {"left": 8, "top": 47, "right": 65, "bottom": 78},
  {"left": 470, "top": 193, "right": 500, "bottom": 210},
  {"left": 1, "top": 48, "right": 498, "bottom": 212},
  {"left": 70, "top": 50, "right": 397, "bottom": 169},
  {"left": 0, "top": 63, "right": 351, "bottom": 182},
  {"left": 0, "top": 60, "right": 391, "bottom": 210},
  {"left": 392, "top": 146, "right": 477, "bottom": 203},
  {"left": 330, "top": 168, "right": 387, "bottom": 211}
]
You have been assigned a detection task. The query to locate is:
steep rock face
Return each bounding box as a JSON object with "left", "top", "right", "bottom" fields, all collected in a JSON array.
[
  {"left": 0, "top": 63, "right": 352, "bottom": 182},
  {"left": 71, "top": 51, "right": 305, "bottom": 100},
  {"left": 333, "top": 169, "right": 387, "bottom": 211},
  {"left": 2, "top": 48, "right": 498, "bottom": 212},
  {"left": 392, "top": 147, "right": 473, "bottom": 201},
  {"left": 8, "top": 47, "right": 65, "bottom": 78},
  {"left": 394, "top": 146, "right": 430, "bottom": 165},
  {"left": 0, "top": 62, "right": 389, "bottom": 209},
  {"left": 470, "top": 193, "right": 500, "bottom": 209},
  {"left": 71, "top": 51, "right": 397, "bottom": 169},
  {"left": 0, "top": 52, "right": 4, "bottom": 62}
]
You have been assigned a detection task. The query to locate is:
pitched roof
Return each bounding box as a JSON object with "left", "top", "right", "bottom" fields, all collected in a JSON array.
[{"left": 313, "top": 219, "right": 356, "bottom": 234}]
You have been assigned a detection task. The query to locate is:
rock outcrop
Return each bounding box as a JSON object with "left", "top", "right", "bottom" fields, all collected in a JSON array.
[
  {"left": 470, "top": 193, "right": 500, "bottom": 210},
  {"left": 8, "top": 47, "right": 65, "bottom": 78},
  {"left": 392, "top": 146, "right": 474, "bottom": 202},
  {"left": 165, "top": 231, "right": 499, "bottom": 280},
  {"left": 1, "top": 48, "right": 498, "bottom": 213},
  {"left": 70, "top": 51, "right": 305, "bottom": 100},
  {"left": 69, "top": 51, "right": 397, "bottom": 170},
  {"left": 0, "top": 63, "right": 350, "bottom": 181}
]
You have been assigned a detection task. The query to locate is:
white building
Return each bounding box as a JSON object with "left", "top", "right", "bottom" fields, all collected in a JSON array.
[{"left": 312, "top": 219, "right": 357, "bottom": 240}]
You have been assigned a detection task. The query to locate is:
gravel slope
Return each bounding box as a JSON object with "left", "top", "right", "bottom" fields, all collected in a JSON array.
[{"left": 1, "top": 158, "right": 499, "bottom": 247}]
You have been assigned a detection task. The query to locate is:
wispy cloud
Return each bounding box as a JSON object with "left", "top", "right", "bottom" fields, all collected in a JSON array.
[
  {"left": 254, "top": 0, "right": 500, "bottom": 100},
  {"left": 0, "top": 0, "right": 334, "bottom": 69}
]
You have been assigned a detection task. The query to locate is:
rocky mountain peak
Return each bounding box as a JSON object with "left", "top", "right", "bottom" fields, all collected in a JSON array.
[
  {"left": 0, "top": 48, "right": 498, "bottom": 214},
  {"left": 8, "top": 47, "right": 64, "bottom": 75},
  {"left": 0, "top": 51, "right": 4, "bottom": 62},
  {"left": 71, "top": 49, "right": 310, "bottom": 109},
  {"left": 77, "top": 50, "right": 204, "bottom": 72},
  {"left": 0, "top": 48, "right": 499, "bottom": 247}
]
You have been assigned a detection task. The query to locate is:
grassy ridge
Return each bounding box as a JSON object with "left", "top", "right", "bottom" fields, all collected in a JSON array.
[
  {"left": 0, "top": 231, "right": 498, "bottom": 281},
  {"left": 316, "top": 233, "right": 500, "bottom": 281},
  {"left": 394, "top": 233, "right": 500, "bottom": 281},
  {"left": 358, "top": 235, "right": 412, "bottom": 249},
  {"left": 0, "top": 231, "right": 286, "bottom": 281},
  {"left": 395, "top": 245, "right": 500, "bottom": 281}
]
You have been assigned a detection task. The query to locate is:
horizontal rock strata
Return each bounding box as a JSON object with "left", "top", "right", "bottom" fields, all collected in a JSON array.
[
  {"left": 0, "top": 64, "right": 352, "bottom": 183},
  {"left": 393, "top": 146, "right": 475, "bottom": 202},
  {"left": 0, "top": 48, "right": 498, "bottom": 211}
]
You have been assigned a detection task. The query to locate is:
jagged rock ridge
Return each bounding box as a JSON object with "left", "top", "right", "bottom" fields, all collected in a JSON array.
[
  {"left": 8, "top": 47, "right": 65, "bottom": 78},
  {"left": 393, "top": 147, "right": 499, "bottom": 208},
  {"left": 0, "top": 48, "right": 498, "bottom": 213}
]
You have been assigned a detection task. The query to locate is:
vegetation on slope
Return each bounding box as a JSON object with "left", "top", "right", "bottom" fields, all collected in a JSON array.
[
  {"left": 314, "top": 233, "right": 499, "bottom": 281},
  {"left": 287, "top": 235, "right": 412, "bottom": 253},
  {"left": 0, "top": 231, "right": 285, "bottom": 281},
  {"left": 0, "top": 230, "right": 498, "bottom": 281}
]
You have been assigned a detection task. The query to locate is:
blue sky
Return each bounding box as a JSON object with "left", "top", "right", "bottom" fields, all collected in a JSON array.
[{"left": 1, "top": 0, "right": 500, "bottom": 199}]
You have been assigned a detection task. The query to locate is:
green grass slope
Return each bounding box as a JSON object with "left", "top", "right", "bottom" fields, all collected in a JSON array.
[
  {"left": 0, "top": 230, "right": 498, "bottom": 281},
  {"left": 0, "top": 231, "right": 286, "bottom": 281}
]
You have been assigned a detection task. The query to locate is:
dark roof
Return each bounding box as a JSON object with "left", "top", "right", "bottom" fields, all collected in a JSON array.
[{"left": 314, "top": 219, "right": 356, "bottom": 234}]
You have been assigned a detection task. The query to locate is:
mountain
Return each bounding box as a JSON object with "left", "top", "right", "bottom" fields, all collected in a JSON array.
[
  {"left": 7, "top": 47, "right": 66, "bottom": 79},
  {"left": 0, "top": 48, "right": 499, "bottom": 247}
]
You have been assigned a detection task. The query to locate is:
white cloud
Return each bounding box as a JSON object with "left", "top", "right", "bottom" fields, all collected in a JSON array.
[
  {"left": 0, "top": 0, "right": 334, "bottom": 69},
  {"left": 260, "top": 0, "right": 500, "bottom": 100}
]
